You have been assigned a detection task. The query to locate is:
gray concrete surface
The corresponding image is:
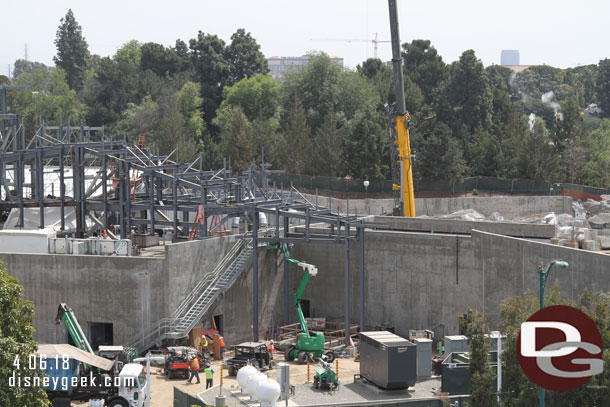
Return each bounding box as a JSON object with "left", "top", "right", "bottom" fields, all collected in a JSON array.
[
  {"left": 199, "top": 378, "right": 442, "bottom": 406},
  {"left": 301, "top": 194, "right": 572, "bottom": 219},
  {"left": 368, "top": 216, "right": 555, "bottom": 238}
]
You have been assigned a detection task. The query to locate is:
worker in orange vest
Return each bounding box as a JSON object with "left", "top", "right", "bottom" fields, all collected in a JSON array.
[
  {"left": 218, "top": 336, "right": 226, "bottom": 359},
  {"left": 187, "top": 356, "right": 200, "bottom": 384},
  {"left": 269, "top": 339, "right": 275, "bottom": 353}
]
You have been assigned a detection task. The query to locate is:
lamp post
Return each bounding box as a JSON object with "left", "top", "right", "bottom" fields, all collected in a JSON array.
[{"left": 537, "top": 260, "right": 569, "bottom": 407}]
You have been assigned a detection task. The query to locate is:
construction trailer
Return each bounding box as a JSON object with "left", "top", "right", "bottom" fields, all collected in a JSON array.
[{"left": 359, "top": 331, "right": 416, "bottom": 390}]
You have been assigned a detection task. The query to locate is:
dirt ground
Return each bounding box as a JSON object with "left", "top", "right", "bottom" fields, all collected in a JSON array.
[{"left": 149, "top": 350, "right": 361, "bottom": 407}]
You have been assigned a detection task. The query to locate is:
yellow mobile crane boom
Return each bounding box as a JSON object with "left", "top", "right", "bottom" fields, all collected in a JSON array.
[{"left": 388, "top": 0, "right": 415, "bottom": 217}]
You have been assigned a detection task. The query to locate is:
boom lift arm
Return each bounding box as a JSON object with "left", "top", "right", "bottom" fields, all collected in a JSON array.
[
  {"left": 278, "top": 243, "right": 318, "bottom": 337},
  {"left": 56, "top": 303, "right": 94, "bottom": 354}
]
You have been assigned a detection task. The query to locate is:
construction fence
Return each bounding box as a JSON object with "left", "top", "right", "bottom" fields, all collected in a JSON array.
[
  {"left": 263, "top": 174, "right": 610, "bottom": 200},
  {"left": 173, "top": 387, "right": 208, "bottom": 407}
]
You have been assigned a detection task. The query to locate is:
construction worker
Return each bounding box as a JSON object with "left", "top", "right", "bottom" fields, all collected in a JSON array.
[
  {"left": 187, "top": 356, "right": 200, "bottom": 384},
  {"left": 204, "top": 362, "right": 214, "bottom": 389},
  {"left": 201, "top": 335, "right": 208, "bottom": 354},
  {"left": 269, "top": 339, "right": 275, "bottom": 353},
  {"left": 219, "top": 336, "right": 226, "bottom": 359}
]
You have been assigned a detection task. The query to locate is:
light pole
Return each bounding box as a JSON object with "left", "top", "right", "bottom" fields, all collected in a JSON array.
[{"left": 537, "top": 260, "right": 569, "bottom": 407}]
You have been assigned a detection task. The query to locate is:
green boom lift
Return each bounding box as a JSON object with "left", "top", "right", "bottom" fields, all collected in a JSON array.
[{"left": 275, "top": 243, "right": 335, "bottom": 364}]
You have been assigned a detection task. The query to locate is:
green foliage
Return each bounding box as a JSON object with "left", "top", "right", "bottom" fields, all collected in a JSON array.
[
  {"left": 312, "top": 112, "right": 345, "bottom": 177},
  {"left": 276, "top": 97, "right": 312, "bottom": 174},
  {"left": 12, "top": 59, "right": 48, "bottom": 82},
  {"left": 54, "top": 9, "right": 89, "bottom": 91},
  {"left": 12, "top": 66, "right": 84, "bottom": 135},
  {"left": 597, "top": 59, "right": 610, "bottom": 118},
  {"left": 224, "top": 107, "right": 254, "bottom": 172},
  {"left": 0, "top": 260, "right": 48, "bottom": 406},
  {"left": 343, "top": 106, "right": 389, "bottom": 179},
  {"left": 459, "top": 308, "right": 498, "bottom": 407},
  {"left": 225, "top": 29, "right": 268, "bottom": 85},
  {"left": 140, "top": 42, "right": 182, "bottom": 78},
  {"left": 514, "top": 65, "right": 563, "bottom": 99},
  {"left": 402, "top": 39, "right": 448, "bottom": 104},
  {"left": 581, "top": 119, "right": 610, "bottom": 187},
  {"left": 189, "top": 31, "right": 230, "bottom": 133},
  {"left": 220, "top": 74, "right": 281, "bottom": 121}
]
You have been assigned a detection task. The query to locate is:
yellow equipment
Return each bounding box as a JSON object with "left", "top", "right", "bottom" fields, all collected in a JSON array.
[{"left": 388, "top": 0, "right": 415, "bottom": 217}]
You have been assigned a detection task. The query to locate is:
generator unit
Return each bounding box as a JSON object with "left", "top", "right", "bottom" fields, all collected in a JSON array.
[{"left": 359, "top": 331, "right": 416, "bottom": 389}]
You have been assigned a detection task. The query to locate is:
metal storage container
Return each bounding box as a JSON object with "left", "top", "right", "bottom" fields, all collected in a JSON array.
[{"left": 359, "top": 331, "right": 416, "bottom": 389}]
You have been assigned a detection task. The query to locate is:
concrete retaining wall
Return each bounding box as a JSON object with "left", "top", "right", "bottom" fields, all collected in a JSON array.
[
  {"left": 0, "top": 252, "right": 165, "bottom": 345},
  {"left": 369, "top": 216, "right": 555, "bottom": 238},
  {"left": 291, "top": 229, "right": 610, "bottom": 339},
  {"left": 301, "top": 193, "right": 572, "bottom": 219}
]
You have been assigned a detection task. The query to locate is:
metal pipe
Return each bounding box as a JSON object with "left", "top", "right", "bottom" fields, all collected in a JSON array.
[{"left": 344, "top": 223, "right": 351, "bottom": 346}]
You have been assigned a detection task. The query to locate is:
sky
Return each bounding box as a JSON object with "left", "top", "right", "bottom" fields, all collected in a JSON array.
[{"left": 2, "top": 0, "right": 609, "bottom": 78}]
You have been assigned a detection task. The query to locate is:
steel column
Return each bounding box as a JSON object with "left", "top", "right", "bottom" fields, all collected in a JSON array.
[
  {"left": 252, "top": 207, "right": 259, "bottom": 341},
  {"left": 345, "top": 224, "right": 351, "bottom": 346}
]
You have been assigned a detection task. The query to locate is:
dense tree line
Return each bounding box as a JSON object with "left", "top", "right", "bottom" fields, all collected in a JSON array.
[{"left": 5, "top": 10, "right": 610, "bottom": 187}]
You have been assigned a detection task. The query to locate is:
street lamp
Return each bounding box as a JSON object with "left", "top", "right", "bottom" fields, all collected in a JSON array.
[
  {"left": 363, "top": 180, "right": 369, "bottom": 194},
  {"left": 537, "top": 260, "right": 569, "bottom": 407}
]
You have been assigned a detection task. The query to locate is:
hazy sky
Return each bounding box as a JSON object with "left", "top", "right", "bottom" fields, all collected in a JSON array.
[{"left": 2, "top": 0, "right": 609, "bottom": 78}]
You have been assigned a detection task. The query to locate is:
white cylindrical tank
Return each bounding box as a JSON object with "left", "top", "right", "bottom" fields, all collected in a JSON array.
[
  {"left": 237, "top": 365, "right": 258, "bottom": 394},
  {"left": 88, "top": 399, "right": 104, "bottom": 407},
  {"left": 246, "top": 372, "right": 267, "bottom": 401},
  {"left": 256, "top": 378, "right": 281, "bottom": 407}
]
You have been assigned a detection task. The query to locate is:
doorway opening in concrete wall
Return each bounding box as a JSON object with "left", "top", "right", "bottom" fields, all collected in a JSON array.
[
  {"left": 213, "top": 315, "right": 223, "bottom": 336},
  {"left": 301, "top": 299, "right": 311, "bottom": 318},
  {"left": 88, "top": 322, "right": 113, "bottom": 350}
]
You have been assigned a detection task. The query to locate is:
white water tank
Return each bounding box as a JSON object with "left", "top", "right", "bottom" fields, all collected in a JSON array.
[
  {"left": 256, "top": 377, "right": 281, "bottom": 407},
  {"left": 246, "top": 372, "right": 267, "bottom": 401},
  {"left": 237, "top": 365, "right": 258, "bottom": 394},
  {"left": 88, "top": 399, "right": 104, "bottom": 407}
]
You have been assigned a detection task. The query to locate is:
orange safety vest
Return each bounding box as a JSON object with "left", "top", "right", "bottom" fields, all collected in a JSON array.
[
  {"left": 219, "top": 337, "right": 225, "bottom": 347},
  {"left": 191, "top": 358, "right": 200, "bottom": 371}
]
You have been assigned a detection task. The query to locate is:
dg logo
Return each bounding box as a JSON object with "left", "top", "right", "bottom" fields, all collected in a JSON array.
[{"left": 517, "top": 305, "right": 604, "bottom": 391}]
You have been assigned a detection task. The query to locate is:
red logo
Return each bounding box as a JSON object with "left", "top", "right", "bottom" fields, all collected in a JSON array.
[{"left": 517, "top": 305, "right": 604, "bottom": 391}]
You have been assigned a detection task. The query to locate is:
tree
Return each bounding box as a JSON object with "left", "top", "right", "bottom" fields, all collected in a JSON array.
[
  {"left": 140, "top": 42, "right": 181, "bottom": 78},
  {"left": 312, "top": 112, "right": 345, "bottom": 177},
  {"left": 441, "top": 50, "right": 492, "bottom": 135},
  {"left": 224, "top": 107, "right": 254, "bottom": 172},
  {"left": 401, "top": 39, "right": 448, "bottom": 104},
  {"left": 412, "top": 122, "right": 467, "bottom": 182},
  {"left": 581, "top": 119, "right": 610, "bottom": 187},
  {"left": 276, "top": 97, "right": 312, "bottom": 174},
  {"left": 459, "top": 308, "right": 498, "bottom": 407},
  {"left": 189, "top": 32, "right": 230, "bottom": 135},
  {"left": 177, "top": 82, "right": 205, "bottom": 143},
  {"left": 0, "top": 260, "right": 48, "bottom": 406},
  {"left": 342, "top": 106, "right": 389, "bottom": 179},
  {"left": 12, "top": 66, "right": 85, "bottom": 137},
  {"left": 219, "top": 73, "right": 282, "bottom": 121},
  {"left": 225, "top": 29, "right": 268, "bottom": 85},
  {"left": 54, "top": 9, "right": 89, "bottom": 91},
  {"left": 514, "top": 115, "right": 560, "bottom": 181},
  {"left": 597, "top": 59, "right": 610, "bottom": 118},
  {"left": 11, "top": 59, "right": 47, "bottom": 82}
]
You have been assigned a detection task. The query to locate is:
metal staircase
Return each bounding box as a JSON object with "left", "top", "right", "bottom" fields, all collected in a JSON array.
[{"left": 124, "top": 239, "right": 253, "bottom": 352}]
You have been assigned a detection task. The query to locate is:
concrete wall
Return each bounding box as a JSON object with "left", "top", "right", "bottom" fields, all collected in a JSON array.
[
  {"left": 0, "top": 252, "right": 165, "bottom": 345},
  {"left": 291, "top": 229, "right": 610, "bottom": 339},
  {"left": 369, "top": 216, "right": 555, "bottom": 238},
  {"left": 0, "top": 235, "right": 287, "bottom": 348},
  {"left": 301, "top": 193, "right": 572, "bottom": 219}
]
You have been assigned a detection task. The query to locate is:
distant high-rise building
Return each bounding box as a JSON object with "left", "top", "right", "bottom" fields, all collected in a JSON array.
[
  {"left": 267, "top": 55, "right": 343, "bottom": 80},
  {"left": 501, "top": 50, "right": 520, "bottom": 66}
]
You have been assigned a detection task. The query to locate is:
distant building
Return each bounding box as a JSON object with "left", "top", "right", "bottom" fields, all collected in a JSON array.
[
  {"left": 501, "top": 50, "right": 520, "bottom": 66},
  {"left": 267, "top": 55, "right": 344, "bottom": 80}
]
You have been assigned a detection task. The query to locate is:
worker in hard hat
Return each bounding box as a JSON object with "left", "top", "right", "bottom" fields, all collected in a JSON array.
[
  {"left": 204, "top": 362, "right": 215, "bottom": 389},
  {"left": 269, "top": 339, "right": 275, "bottom": 353},
  {"left": 201, "top": 335, "right": 209, "bottom": 354},
  {"left": 218, "top": 336, "right": 226, "bottom": 359},
  {"left": 187, "top": 356, "right": 200, "bottom": 384}
]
